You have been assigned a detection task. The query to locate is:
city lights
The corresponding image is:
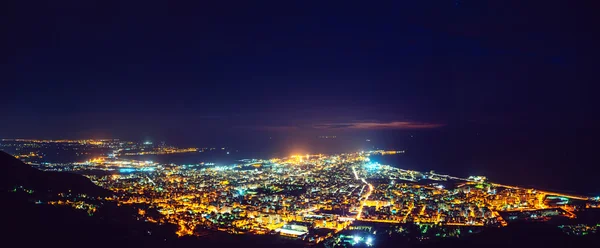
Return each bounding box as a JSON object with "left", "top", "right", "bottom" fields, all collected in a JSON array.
[{"left": 2, "top": 139, "right": 594, "bottom": 245}]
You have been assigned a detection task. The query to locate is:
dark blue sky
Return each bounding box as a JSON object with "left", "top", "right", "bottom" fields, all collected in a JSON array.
[
  {"left": 2, "top": 1, "right": 597, "bottom": 142},
  {"left": 3, "top": 1, "right": 599, "bottom": 192}
]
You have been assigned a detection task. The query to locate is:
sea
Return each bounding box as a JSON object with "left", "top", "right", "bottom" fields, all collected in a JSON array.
[
  {"left": 4, "top": 127, "right": 596, "bottom": 196},
  {"left": 126, "top": 129, "right": 599, "bottom": 196}
]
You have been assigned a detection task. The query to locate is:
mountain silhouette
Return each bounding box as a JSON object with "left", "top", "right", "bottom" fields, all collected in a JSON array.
[
  {"left": 0, "top": 151, "right": 177, "bottom": 248},
  {"left": 0, "top": 150, "right": 111, "bottom": 196},
  {"left": 0, "top": 151, "right": 304, "bottom": 248}
]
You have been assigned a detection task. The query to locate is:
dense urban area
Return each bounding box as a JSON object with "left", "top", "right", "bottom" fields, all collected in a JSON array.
[{"left": 2, "top": 138, "right": 599, "bottom": 246}]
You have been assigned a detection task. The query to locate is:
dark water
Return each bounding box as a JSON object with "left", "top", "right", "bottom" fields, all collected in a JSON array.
[
  {"left": 4, "top": 126, "right": 596, "bottom": 195},
  {"left": 122, "top": 151, "right": 241, "bottom": 166},
  {"left": 366, "top": 128, "right": 599, "bottom": 196},
  {"left": 156, "top": 127, "right": 598, "bottom": 196}
]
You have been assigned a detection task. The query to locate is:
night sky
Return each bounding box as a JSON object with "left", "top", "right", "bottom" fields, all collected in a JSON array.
[{"left": 2, "top": 1, "right": 598, "bottom": 191}]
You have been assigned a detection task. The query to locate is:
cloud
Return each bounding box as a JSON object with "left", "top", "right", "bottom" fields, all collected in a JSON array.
[
  {"left": 312, "top": 124, "right": 355, "bottom": 129},
  {"left": 239, "top": 120, "right": 444, "bottom": 132},
  {"left": 313, "top": 121, "right": 444, "bottom": 130}
]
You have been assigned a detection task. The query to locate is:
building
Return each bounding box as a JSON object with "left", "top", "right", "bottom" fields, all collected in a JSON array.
[{"left": 276, "top": 221, "right": 310, "bottom": 237}]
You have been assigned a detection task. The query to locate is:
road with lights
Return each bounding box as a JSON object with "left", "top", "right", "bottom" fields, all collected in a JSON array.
[{"left": 4, "top": 138, "right": 599, "bottom": 246}]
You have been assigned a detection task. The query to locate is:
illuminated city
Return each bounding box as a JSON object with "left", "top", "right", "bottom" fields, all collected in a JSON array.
[
  {"left": 2, "top": 138, "right": 599, "bottom": 246},
  {"left": 4, "top": 2, "right": 598, "bottom": 247}
]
